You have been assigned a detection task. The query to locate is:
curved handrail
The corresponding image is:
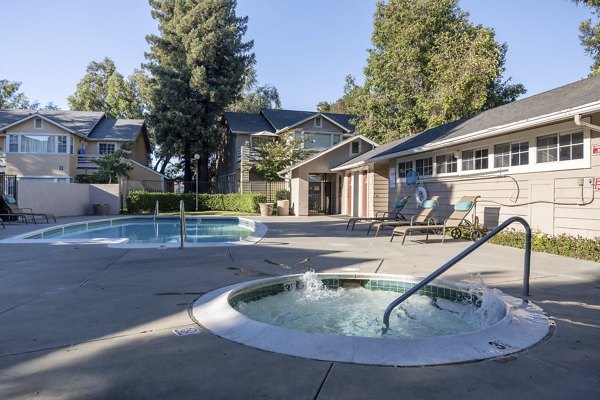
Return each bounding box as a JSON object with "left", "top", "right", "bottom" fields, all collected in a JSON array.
[
  {"left": 383, "top": 216, "right": 531, "bottom": 330},
  {"left": 179, "top": 200, "right": 186, "bottom": 249}
]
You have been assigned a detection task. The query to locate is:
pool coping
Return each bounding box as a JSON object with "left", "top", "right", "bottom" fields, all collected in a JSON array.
[
  {"left": 0, "top": 215, "right": 268, "bottom": 248},
  {"left": 192, "top": 273, "right": 552, "bottom": 367}
]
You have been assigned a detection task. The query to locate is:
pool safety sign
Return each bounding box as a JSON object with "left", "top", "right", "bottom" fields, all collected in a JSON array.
[{"left": 593, "top": 144, "right": 600, "bottom": 155}]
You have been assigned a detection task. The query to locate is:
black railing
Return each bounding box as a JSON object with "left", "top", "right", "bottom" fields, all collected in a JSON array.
[
  {"left": 0, "top": 175, "right": 17, "bottom": 198},
  {"left": 382, "top": 216, "right": 532, "bottom": 329}
]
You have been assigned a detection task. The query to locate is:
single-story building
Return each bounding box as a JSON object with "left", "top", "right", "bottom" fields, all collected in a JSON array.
[{"left": 333, "top": 74, "right": 600, "bottom": 239}]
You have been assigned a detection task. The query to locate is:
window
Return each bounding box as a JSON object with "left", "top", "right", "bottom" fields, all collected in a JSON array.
[
  {"left": 537, "top": 132, "right": 583, "bottom": 163},
  {"left": 462, "top": 148, "right": 488, "bottom": 171},
  {"left": 8, "top": 134, "right": 70, "bottom": 153},
  {"left": 333, "top": 134, "right": 342, "bottom": 145},
  {"left": 536, "top": 134, "right": 557, "bottom": 163},
  {"left": 511, "top": 142, "right": 529, "bottom": 166},
  {"left": 314, "top": 116, "right": 323, "bottom": 128},
  {"left": 415, "top": 157, "right": 433, "bottom": 176},
  {"left": 304, "top": 133, "right": 331, "bottom": 149},
  {"left": 34, "top": 117, "right": 43, "bottom": 129},
  {"left": 8, "top": 135, "right": 18, "bottom": 152},
  {"left": 351, "top": 141, "right": 360, "bottom": 154},
  {"left": 99, "top": 143, "right": 116, "bottom": 154},
  {"left": 397, "top": 161, "right": 412, "bottom": 179},
  {"left": 559, "top": 132, "right": 583, "bottom": 161},
  {"left": 494, "top": 141, "right": 529, "bottom": 167},
  {"left": 436, "top": 153, "right": 457, "bottom": 174}
]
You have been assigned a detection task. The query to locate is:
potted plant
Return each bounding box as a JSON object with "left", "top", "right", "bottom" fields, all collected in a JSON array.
[{"left": 276, "top": 189, "right": 290, "bottom": 216}]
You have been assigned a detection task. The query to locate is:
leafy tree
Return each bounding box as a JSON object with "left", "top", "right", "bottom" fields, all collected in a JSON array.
[
  {"left": 228, "top": 65, "right": 281, "bottom": 113},
  {"left": 338, "top": 0, "right": 524, "bottom": 144},
  {"left": 68, "top": 58, "right": 144, "bottom": 118},
  {"left": 253, "top": 131, "right": 310, "bottom": 181},
  {"left": 93, "top": 142, "right": 134, "bottom": 184},
  {"left": 317, "top": 75, "right": 362, "bottom": 115},
  {"left": 0, "top": 80, "right": 57, "bottom": 109},
  {"left": 572, "top": 0, "right": 600, "bottom": 75},
  {"left": 145, "top": 0, "right": 254, "bottom": 184}
]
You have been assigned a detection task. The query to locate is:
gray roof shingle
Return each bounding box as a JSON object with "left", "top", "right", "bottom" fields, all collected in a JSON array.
[
  {"left": 0, "top": 109, "right": 144, "bottom": 141},
  {"left": 87, "top": 118, "right": 144, "bottom": 140},
  {"left": 224, "top": 109, "right": 357, "bottom": 135},
  {"left": 353, "top": 74, "right": 600, "bottom": 165},
  {"left": 223, "top": 112, "right": 275, "bottom": 134}
]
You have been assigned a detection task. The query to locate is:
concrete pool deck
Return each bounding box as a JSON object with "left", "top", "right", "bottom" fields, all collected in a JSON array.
[{"left": 0, "top": 215, "right": 598, "bottom": 399}]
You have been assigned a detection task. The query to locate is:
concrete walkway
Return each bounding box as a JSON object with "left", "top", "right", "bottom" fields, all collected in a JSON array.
[{"left": 0, "top": 215, "right": 598, "bottom": 399}]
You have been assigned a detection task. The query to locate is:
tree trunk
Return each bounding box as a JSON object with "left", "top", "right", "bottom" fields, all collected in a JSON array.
[
  {"left": 199, "top": 148, "right": 210, "bottom": 184},
  {"left": 183, "top": 142, "right": 192, "bottom": 185}
]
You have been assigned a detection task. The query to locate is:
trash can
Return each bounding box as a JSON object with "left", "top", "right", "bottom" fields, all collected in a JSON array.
[
  {"left": 100, "top": 203, "right": 109, "bottom": 216},
  {"left": 92, "top": 203, "right": 101, "bottom": 215}
]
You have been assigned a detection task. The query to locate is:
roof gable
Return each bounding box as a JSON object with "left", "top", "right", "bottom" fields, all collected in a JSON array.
[
  {"left": 260, "top": 109, "right": 357, "bottom": 133},
  {"left": 0, "top": 110, "right": 105, "bottom": 136}
]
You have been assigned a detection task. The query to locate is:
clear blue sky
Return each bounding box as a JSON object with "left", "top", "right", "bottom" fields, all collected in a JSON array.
[{"left": 0, "top": 0, "right": 595, "bottom": 111}]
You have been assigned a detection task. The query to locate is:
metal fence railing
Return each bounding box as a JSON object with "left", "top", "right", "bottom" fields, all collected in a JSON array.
[
  {"left": 0, "top": 175, "right": 17, "bottom": 198},
  {"left": 122, "top": 178, "right": 289, "bottom": 203}
]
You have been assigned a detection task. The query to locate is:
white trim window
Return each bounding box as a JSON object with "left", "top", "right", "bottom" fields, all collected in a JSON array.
[
  {"left": 350, "top": 140, "right": 360, "bottom": 155},
  {"left": 333, "top": 134, "right": 342, "bottom": 145},
  {"left": 415, "top": 157, "right": 433, "bottom": 176},
  {"left": 98, "top": 143, "right": 116, "bottom": 154},
  {"left": 435, "top": 153, "right": 457, "bottom": 174},
  {"left": 397, "top": 160, "right": 412, "bottom": 179},
  {"left": 537, "top": 131, "right": 583, "bottom": 163},
  {"left": 494, "top": 141, "right": 529, "bottom": 167},
  {"left": 7, "top": 134, "right": 71, "bottom": 154},
  {"left": 34, "top": 117, "right": 43, "bottom": 129},
  {"left": 462, "top": 148, "right": 489, "bottom": 171},
  {"left": 314, "top": 116, "right": 323, "bottom": 128}
]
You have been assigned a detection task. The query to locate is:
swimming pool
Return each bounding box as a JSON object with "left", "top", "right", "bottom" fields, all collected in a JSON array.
[{"left": 2, "top": 216, "right": 267, "bottom": 248}]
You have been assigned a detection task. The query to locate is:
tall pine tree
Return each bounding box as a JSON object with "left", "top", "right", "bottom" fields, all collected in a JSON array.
[{"left": 145, "top": 0, "right": 253, "bottom": 183}]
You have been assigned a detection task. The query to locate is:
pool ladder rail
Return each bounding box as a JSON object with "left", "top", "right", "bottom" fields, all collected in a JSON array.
[
  {"left": 383, "top": 216, "right": 532, "bottom": 330},
  {"left": 179, "top": 200, "right": 186, "bottom": 248}
]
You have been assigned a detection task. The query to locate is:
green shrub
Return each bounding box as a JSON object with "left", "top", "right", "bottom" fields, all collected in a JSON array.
[
  {"left": 125, "top": 191, "right": 267, "bottom": 214},
  {"left": 488, "top": 229, "right": 600, "bottom": 263},
  {"left": 276, "top": 189, "right": 290, "bottom": 201}
]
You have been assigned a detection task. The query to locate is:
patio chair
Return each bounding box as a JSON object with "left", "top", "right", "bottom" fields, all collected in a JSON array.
[
  {"left": 346, "top": 196, "right": 410, "bottom": 231},
  {"left": 367, "top": 196, "right": 440, "bottom": 236},
  {"left": 0, "top": 195, "right": 56, "bottom": 224},
  {"left": 390, "top": 196, "right": 480, "bottom": 244}
]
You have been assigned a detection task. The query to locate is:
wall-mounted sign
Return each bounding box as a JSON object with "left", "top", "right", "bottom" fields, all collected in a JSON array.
[
  {"left": 593, "top": 144, "right": 600, "bottom": 155},
  {"left": 596, "top": 177, "right": 600, "bottom": 191}
]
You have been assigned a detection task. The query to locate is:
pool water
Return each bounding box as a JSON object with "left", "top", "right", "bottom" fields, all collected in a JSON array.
[
  {"left": 233, "top": 272, "right": 505, "bottom": 339},
  {"left": 13, "top": 216, "right": 264, "bottom": 247}
]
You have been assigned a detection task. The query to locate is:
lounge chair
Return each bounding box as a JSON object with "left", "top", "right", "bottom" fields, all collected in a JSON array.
[
  {"left": 367, "top": 196, "right": 440, "bottom": 236},
  {"left": 390, "top": 196, "right": 480, "bottom": 244},
  {"left": 0, "top": 195, "right": 56, "bottom": 224},
  {"left": 346, "top": 196, "right": 410, "bottom": 231}
]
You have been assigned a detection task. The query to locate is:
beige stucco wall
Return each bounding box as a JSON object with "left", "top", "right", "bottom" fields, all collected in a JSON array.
[
  {"left": 127, "top": 162, "right": 165, "bottom": 182},
  {"left": 6, "top": 154, "right": 72, "bottom": 177},
  {"left": 131, "top": 134, "right": 149, "bottom": 164},
  {"left": 289, "top": 138, "right": 374, "bottom": 216},
  {"left": 382, "top": 118, "right": 600, "bottom": 238},
  {"left": 17, "top": 181, "right": 119, "bottom": 216}
]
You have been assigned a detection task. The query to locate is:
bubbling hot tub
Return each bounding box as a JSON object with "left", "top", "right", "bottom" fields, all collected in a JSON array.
[{"left": 192, "top": 272, "right": 551, "bottom": 366}]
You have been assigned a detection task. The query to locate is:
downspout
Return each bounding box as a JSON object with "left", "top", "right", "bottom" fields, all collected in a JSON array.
[{"left": 574, "top": 114, "right": 600, "bottom": 132}]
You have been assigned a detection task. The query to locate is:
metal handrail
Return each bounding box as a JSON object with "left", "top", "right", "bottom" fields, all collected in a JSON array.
[
  {"left": 179, "top": 200, "right": 186, "bottom": 249},
  {"left": 383, "top": 216, "right": 531, "bottom": 329}
]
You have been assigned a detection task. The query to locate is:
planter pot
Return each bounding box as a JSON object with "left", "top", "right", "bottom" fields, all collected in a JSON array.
[
  {"left": 276, "top": 200, "right": 289, "bottom": 216},
  {"left": 259, "top": 203, "right": 274, "bottom": 216}
]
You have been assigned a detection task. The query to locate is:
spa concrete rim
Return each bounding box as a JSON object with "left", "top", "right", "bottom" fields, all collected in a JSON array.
[
  {"left": 0, "top": 215, "right": 268, "bottom": 248},
  {"left": 191, "top": 273, "right": 551, "bottom": 367}
]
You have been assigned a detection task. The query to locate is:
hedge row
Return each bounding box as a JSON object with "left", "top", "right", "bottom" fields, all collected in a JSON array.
[
  {"left": 487, "top": 229, "right": 600, "bottom": 263},
  {"left": 126, "top": 191, "right": 267, "bottom": 214}
]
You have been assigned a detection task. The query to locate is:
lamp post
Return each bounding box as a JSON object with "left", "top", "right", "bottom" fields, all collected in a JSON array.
[{"left": 194, "top": 154, "right": 200, "bottom": 211}]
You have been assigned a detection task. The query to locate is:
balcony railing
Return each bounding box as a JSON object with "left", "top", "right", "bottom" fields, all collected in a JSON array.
[{"left": 77, "top": 154, "right": 101, "bottom": 169}]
